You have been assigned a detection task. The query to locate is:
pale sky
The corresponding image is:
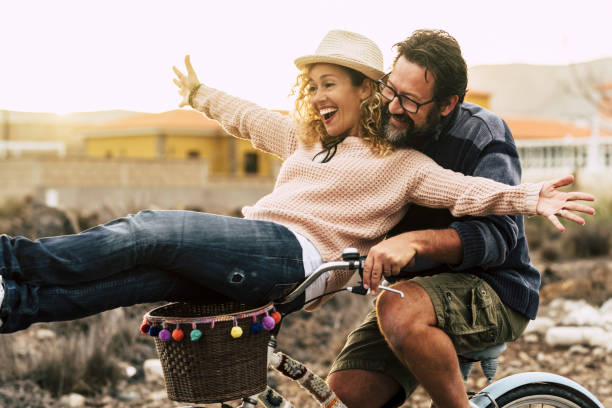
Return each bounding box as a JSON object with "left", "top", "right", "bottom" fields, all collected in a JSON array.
[{"left": 2, "top": 0, "right": 611, "bottom": 114}]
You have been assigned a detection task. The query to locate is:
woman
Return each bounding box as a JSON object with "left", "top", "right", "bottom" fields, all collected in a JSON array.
[{"left": 0, "top": 30, "right": 594, "bottom": 333}]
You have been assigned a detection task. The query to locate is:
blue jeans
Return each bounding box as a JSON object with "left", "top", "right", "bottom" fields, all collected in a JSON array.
[{"left": 0, "top": 210, "right": 304, "bottom": 333}]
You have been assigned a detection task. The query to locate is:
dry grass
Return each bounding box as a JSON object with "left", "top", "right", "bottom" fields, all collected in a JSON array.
[
  {"left": 0, "top": 306, "right": 158, "bottom": 397},
  {"left": 525, "top": 197, "right": 612, "bottom": 261}
]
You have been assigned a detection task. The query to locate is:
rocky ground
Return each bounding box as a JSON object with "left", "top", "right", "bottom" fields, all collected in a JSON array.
[
  {"left": 0, "top": 201, "right": 610, "bottom": 407},
  {"left": 1, "top": 257, "right": 610, "bottom": 407}
]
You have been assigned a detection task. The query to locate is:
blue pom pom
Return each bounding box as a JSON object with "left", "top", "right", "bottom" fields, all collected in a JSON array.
[
  {"left": 250, "top": 322, "right": 262, "bottom": 334},
  {"left": 149, "top": 325, "right": 161, "bottom": 337}
]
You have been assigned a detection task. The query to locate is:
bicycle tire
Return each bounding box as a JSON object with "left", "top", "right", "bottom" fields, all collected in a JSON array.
[{"left": 485, "top": 383, "right": 600, "bottom": 408}]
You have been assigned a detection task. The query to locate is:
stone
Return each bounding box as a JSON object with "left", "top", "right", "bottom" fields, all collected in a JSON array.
[
  {"left": 588, "top": 331, "right": 612, "bottom": 351},
  {"left": 545, "top": 326, "right": 605, "bottom": 347},
  {"left": 148, "top": 390, "right": 168, "bottom": 401},
  {"left": 117, "top": 391, "right": 140, "bottom": 401},
  {"left": 601, "top": 298, "right": 612, "bottom": 314},
  {"left": 524, "top": 317, "right": 554, "bottom": 334},
  {"left": 58, "top": 393, "right": 86, "bottom": 407},
  {"left": 569, "top": 344, "right": 590, "bottom": 354},
  {"left": 117, "top": 361, "right": 137, "bottom": 378},
  {"left": 35, "top": 329, "right": 56, "bottom": 341},
  {"left": 143, "top": 359, "right": 164, "bottom": 383},
  {"left": 561, "top": 304, "right": 602, "bottom": 326}
]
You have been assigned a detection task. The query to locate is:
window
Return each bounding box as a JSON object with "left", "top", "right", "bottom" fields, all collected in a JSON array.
[{"left": 244, "top": 152, "right": 259, "bottom": 174}]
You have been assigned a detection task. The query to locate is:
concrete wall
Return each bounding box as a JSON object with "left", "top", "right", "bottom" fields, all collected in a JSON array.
[{"left": 0, "top": 158, "right": 275, "bottom": 213}]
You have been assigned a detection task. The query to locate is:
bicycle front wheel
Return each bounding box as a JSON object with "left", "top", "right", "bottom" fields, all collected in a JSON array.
[{"left": 487, "top": 383, "right": 600, "bottom": 408}]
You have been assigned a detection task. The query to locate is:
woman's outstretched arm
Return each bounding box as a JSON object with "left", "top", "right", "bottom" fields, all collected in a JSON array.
[
  {"left": 403, "top": 151, "right": 595, "bottom": 231},
  {"left": 173, "top": 55, "right": 298, "bottom": 159}
]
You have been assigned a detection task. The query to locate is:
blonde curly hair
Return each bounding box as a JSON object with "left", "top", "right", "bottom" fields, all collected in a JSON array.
[{"left": 291, "top": 65, "right": 393, "bottom": 156}]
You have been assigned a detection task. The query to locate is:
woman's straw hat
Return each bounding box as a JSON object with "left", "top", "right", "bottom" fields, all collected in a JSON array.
[{"left": 294, "top": 30, "right": 384, "bottom": 81}]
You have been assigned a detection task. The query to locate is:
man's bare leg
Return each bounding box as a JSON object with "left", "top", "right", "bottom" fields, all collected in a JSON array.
[
  {"left": 377, "top": 281, "right": 470, "bottom": 408},
  {"left": 327, "top": 369, "right": 402, "bottom": 408}
]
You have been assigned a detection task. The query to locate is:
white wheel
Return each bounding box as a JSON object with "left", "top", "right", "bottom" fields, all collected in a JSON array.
[{"left": 487, "top": 383, "right": 599, "bottom": 408}]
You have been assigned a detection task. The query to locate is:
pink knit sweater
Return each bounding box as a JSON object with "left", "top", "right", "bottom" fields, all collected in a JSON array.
[{"left": 192, "top": 85, "right": 542, "bottom": 299}]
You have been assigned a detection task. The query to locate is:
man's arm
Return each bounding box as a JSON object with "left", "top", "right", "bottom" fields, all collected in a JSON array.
[
  {"left": 449, "top": 133, "right": 523, "bottom": 270},
  {"left": 364, "top": 122, "right": 522, "bottom": 293}
]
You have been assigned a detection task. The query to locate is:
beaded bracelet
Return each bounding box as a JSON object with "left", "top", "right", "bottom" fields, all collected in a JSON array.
[{"left": 188, "top": 83, "right": 203, "bottom": 107}]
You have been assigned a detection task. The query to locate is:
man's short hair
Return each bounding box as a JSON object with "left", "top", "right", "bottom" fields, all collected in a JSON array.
[{"left": 394, "top": 29, "right": 468, "bottom": 104}]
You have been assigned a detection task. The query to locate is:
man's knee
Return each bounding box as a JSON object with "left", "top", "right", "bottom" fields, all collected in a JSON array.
[
  {"left": 328, "top": 369, "right": 401, "bottom": 408},
  {"left": 376, "top": 281, "right": 437, "bottom": 345}
]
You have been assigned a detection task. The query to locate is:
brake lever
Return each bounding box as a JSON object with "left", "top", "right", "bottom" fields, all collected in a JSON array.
[{"left": 347, "top": 283, "right": 405, "bottom": 298}]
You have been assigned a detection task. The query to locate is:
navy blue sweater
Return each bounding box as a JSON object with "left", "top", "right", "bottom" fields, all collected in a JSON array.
[{"left": 388, "top": 102, "right": 540, "bottom": 319}]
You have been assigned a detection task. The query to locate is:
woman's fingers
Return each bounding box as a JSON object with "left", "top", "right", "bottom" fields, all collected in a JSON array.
[
  {"left": 173, "top": 65, "right": 185, "bottom": 80},
  {"left": 558, "top": 209, "right": 586, "bottom": 225},
  {"left": 547, "top": 214, "right": 565, "bottom": 232},
  {"left": 563, "top": 202, "right": 596, "bottom": 215},
  {"left": 565, "top": 192, "right": 596, "bottom": 203},
  {"left": 185, "top": 55, "right": 197, "bottom": 77},
  {"left": 551, "top": 175, "right": 574, "bottom": 188}
]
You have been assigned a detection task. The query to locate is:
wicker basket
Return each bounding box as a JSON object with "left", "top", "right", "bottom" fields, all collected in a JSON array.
[{"left": 144, "top": 301, "right": 273, "bottom": 404}]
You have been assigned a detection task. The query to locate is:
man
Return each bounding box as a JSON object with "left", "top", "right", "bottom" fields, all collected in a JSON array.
[{"left": 326, "top": 29, "right": 542, "bottom": 408}]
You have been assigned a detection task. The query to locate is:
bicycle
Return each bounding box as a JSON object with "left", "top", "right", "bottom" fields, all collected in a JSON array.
[{"left": 142, "top": 249, "right": 605, "bottom": 408}]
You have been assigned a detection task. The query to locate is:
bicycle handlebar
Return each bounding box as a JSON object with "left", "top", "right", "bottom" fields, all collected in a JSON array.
[{"left": 275, "top": 248, "right": 404, "bottom": 305}]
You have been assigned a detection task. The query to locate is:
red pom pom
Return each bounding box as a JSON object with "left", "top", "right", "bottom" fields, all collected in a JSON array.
[
  {"left": 172, "top": 328, "right": 184, "bottom": 341},
  {"left": 271, "top": 312, "right": 282, "bottom": 324},
  {"left": 140, "top": 323, "right": 150, "bottom": 334}
]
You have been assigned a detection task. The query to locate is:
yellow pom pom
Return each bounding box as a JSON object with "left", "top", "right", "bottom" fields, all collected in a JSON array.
[{"left": 230, "top": 326, "right": 243, "bottom": 338}]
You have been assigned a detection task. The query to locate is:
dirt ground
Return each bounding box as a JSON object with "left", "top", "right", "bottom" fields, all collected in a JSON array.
[{"left": 1, "top": 257, "right": 610, "bottom": 407}]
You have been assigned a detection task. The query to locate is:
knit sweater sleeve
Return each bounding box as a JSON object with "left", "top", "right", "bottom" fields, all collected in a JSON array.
[
  {"left": 406, "top": 151, "right": 542, "bottom": 216},
  {"left": 191, "top": 84, "right": 299, "bottom": 159}
]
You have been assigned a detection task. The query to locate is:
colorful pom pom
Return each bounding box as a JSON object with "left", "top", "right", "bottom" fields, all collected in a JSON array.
[
  {"left": 231, "top": 326, "right": 243, "bottom": 338},
  {"left": 271, "top": 311, "right": 282, "bottom": 324},
  {"left": 190, "top": 329, "right": 202, "bottom": 341},
  {"left": 159, "top": 329, "right": 172, "bottom": 341},
  {"left": 148, "top": 325, "right": 161, "bottom": 337},
  {"left": 140, "top": 323, "right": 150, "bottom": 334},
  {"left": 262, "top": 315, "right": 275, "bottom": 331},
  {"left": 250, "top": 322, "right": 262, "bottom": 334},
  {"left": 172, "top": 328, "right": 184, "bottom": 341}
]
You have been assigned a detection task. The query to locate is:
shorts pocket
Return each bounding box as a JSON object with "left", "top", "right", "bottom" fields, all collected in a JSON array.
[{"left": 444, "top": 280, "right": 500, "bottom": 353}]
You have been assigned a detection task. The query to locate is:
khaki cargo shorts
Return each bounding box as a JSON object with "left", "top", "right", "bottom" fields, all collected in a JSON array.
[{"left": 329, "top": 273, "right": 529, "bottom": 399}]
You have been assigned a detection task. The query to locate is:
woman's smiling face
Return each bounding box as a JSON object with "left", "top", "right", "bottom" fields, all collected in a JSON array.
[{"left": 307, "top": 63, "right": 370, "bottom": 139}]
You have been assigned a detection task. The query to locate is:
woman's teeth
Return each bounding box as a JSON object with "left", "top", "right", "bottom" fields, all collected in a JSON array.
[{"left": 320, "top": 108, "right": 338, "bottom": 120}]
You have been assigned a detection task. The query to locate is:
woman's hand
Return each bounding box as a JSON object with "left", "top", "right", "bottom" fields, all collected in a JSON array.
[
  {"left": 172, "top": 55, "right": 201, "bottom": 107},
  {"left": 536, "top": 175, "right": 596, "bottom": 232}
]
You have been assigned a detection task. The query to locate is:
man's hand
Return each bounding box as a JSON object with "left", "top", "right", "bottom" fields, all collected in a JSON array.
[
  {"left": 536, "top": 175, "right": 596, "bottom": 232},
  {"left": 362, "top": 235, "right": 417, "bottom": 295},
  {"left": 172, "top": 55, "right": 201, "bottom": 107}
]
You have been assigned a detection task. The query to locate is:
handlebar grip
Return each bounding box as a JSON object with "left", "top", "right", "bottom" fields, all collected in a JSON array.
[{"left": 347, "top": 285, "right": 368, "bottom": 295}]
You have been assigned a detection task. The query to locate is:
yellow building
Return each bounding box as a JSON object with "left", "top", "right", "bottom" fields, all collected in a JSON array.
[
  {"left": 84, "top": 109, "right": 282, "bottom": 177},
  {"left": 465, "top": 89, "right": 491, "bottom": 109}
]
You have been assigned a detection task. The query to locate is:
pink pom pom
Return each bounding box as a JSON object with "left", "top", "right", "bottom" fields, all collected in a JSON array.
[
  {"left": 262, "top": 315, "right": 275, "bottom": 331},
  {"left": 159, "top": 329, "right": 172, "bottom": 341}
]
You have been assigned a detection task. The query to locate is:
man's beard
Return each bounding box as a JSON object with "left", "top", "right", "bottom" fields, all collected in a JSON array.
[{"left": 383, "top": 105, "right": 442, "bottom": 149}]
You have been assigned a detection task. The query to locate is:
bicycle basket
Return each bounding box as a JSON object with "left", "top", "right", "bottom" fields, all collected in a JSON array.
[{"left": 143, "top": 301, "right": 279, "bottom": 404}]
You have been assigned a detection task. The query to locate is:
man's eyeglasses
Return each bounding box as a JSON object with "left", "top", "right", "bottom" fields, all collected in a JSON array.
[{"left": 377, "top": 75, "right": 435, "bottom": 114}]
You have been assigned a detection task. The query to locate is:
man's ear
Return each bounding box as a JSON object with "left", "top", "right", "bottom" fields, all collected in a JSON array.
[{"left": 439, "top": 95, "right": 459, "bottom": 117}]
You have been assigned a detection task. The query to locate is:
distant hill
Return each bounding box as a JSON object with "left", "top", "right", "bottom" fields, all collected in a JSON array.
[{"left": 468, "top": 57, "right": 612, "bottom": 122}]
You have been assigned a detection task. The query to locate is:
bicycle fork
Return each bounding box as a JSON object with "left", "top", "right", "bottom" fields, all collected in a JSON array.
[{"left": 237, "top": 335, "right": 347, "bottom": 408}]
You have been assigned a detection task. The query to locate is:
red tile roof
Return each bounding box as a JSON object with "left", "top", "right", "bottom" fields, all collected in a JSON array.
[{"left": 504, "top": 117, "right": 612, "bottom": 140}]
